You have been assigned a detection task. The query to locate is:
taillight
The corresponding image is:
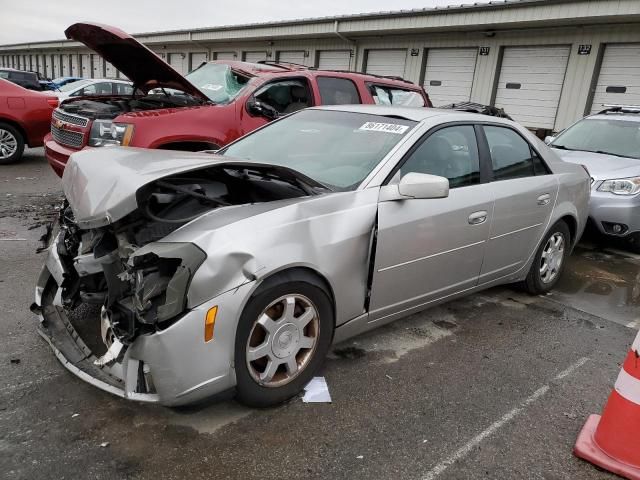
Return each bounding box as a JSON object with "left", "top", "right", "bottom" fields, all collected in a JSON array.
[{"left": 47, "top": 98, "right": 58, "bottom": 108}]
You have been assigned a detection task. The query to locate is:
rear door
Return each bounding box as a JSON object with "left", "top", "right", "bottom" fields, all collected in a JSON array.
[
  {"left": 370, "top": 124, "right": 494, "bottom": 321},
  {"left": 478, "top": 124, "right": 558, "bottom": 284}
]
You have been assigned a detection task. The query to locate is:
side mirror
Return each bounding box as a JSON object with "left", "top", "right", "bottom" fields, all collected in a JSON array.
[
  {"left": 247, "top": 99, "right": 279, "bottom": 120},
  {"left": 398, "top": 172, "right": 449, "bottom": 199},
  {"left": 379, "top": 173, "right": 449, "bottom": 201},
  {"left": 544, "top": 135, "right": 556, "bottom": 145}
]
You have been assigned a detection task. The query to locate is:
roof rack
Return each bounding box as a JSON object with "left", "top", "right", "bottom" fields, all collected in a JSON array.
[
  {"left": 256, "top": 60, "right": 314, "bottom": 71},
  {"left": 312, "top": 69, "right": 414, "bottom": 84},
  {"left": 439, "top": 102, "right": 513, "bottom": 120},
  {"left": 598, "top": 104, "right": 640, "bottom": 114}
]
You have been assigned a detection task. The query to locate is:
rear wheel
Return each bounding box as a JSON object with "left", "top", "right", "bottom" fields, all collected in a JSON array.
[
  {"left": 524, "top": 221, "right": 570, "bottom": 294},
  {"left": 234, "top": 279, "right": 333, "bottom": 407},
  {"left": 0, "top": 123, "right": 24, "bottom": 164}
]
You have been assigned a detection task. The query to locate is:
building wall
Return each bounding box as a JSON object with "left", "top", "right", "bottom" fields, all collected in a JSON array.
[{"left": 2, "top": 15, "right": 640, "bottom": 131}]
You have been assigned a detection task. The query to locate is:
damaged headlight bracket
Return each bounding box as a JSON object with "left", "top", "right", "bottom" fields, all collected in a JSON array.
[{"left": 128, "top": 242, "right": 206, "bottom": 325}]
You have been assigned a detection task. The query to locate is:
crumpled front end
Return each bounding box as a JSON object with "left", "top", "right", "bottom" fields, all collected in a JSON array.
[{"left": 33, "top": 218, "right": 249, "bottom": 405}]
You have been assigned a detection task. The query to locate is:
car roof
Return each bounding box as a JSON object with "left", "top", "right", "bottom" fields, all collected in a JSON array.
[
  {"left": 211, "top": 60, "right": 421, "bottom": 89},
  {"left": 310, "top": 104, "right": 515, "bottom": 124}
]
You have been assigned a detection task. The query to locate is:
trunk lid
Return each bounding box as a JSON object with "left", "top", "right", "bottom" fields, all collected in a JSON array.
[{"left": 65, "top": 23, "right": 208, "bottom": 101}]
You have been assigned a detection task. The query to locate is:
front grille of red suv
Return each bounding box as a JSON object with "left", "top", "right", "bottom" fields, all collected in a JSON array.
[
  {"left": 51, "top": 124, "right": 84, "bottom": 148},
  {"left": 52, "top": 109, "right": 89, "bottom": 127}
]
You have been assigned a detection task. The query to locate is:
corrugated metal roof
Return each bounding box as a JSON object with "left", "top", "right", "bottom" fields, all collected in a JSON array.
[{"left": 0, "top": 0, "right": 633, "bottom": 49}]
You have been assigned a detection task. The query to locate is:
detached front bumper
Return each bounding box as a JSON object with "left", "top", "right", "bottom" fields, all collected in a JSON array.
[{"left": 34, "top": 238, "right": 253, "bottom": 406}]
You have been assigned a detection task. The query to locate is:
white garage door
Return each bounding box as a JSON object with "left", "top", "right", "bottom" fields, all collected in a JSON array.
[
  {"left": 278, "top": 50, "right": 305, "bottom": 65},
  {"left": 317, "top": 50, "right": 351, "bottom": 71},
  {"left": 52, "top": 55, "right": 61, "bottom": 78},
  {"left": 80, "top": 54, "right": 91, "bottom": 77},
  {"left": 105, "top": 61, "right": 117, "bottom": 78},
  {"left": 494, "top": 45, "right": 570, "bottom": 129},
  {"left": 92, "top": 54, "right": 103, "bottom": 78},
  {"left": 590, "top": 43, "right": 640, "bottom": 113},
  {"left": 423, "top": 48, "right": 478, "bottom": 107},
  {"left": 215, "top": 52, "right": 236, "bottom": 61},
  {"left": 61, "top": 54, "right": 70, "bottom": 75},
  {"left": 168, "top": 53, "right": 187, "bottom": 74},
  {"left": 244, "top": 51, "right": 267, "bottom": 63},
  {"left": 190, "top": 52, "right": 208, "bottom": 71},
  {"left": 366, "top": 49, "right": 407, "bottom": 78}
]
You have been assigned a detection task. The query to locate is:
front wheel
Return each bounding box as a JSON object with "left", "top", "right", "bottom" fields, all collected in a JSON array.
[
  {"left": 524, "top": 221, "right": 570, "bottom": 294},
  {"left": 234, "top": 279, "right": 334, "bottom": 407}
]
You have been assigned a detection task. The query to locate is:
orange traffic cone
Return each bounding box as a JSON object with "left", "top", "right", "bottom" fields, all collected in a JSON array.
[{"left": 574, "top": 330, "right": 640, "bottom": 479}]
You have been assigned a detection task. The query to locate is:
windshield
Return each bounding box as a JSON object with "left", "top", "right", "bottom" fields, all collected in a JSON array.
[
  {"left": 552, "top": 118, "right": 640, "bottom": 160},
  {"left": 185, "top": 63, "right": 249, "bottom": 103},
  {"left": 58, "top": 79, "right": 92, "bottom": 93},
  {"left": 221, "top": 109, "right": 417, "bottom": 190}
]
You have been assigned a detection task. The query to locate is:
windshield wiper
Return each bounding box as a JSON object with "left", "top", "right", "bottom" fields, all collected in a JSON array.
[{"left": 550, "top": 144, "right": 575, "bottom": 151}]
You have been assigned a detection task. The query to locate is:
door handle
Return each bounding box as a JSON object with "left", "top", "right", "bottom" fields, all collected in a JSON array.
[
  {"left": 468, "top": 211, "right": 488, "bottom": 225},
  {"left": 537, "top": 193, "right": 551, "bottom": 206}
]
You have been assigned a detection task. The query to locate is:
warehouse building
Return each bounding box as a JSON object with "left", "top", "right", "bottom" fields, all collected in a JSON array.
[{"left": 1, "top": 0, "right": 640, "bottom": 134}]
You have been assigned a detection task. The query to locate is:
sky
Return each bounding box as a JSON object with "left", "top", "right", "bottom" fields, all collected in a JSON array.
[{"left": 0, "top": 0, "right": 491, "bottom": 45}]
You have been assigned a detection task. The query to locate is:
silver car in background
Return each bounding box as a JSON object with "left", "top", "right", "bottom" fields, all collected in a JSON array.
[
  {"left": 547, "top": 106, "right": 640, "bottom": 252},
  {"left": 34, "top": 106, "right": 590, "bottom": 407}
]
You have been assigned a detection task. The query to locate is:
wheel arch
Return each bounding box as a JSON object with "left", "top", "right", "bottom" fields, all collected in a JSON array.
[
  {"left": 558, "top": 214, "right": 578, "bottom": 247},
  {"left": 252, "top": 266, "right": 337, "bottom": 327},
  {"left": 0, "top": 117, "right": 27, "bottom": 145}
]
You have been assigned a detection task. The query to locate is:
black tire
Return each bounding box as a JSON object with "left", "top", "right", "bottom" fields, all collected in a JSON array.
[
  {"left": 234, "top": 279, "right": 334, "bottom": 407},
  {"left": 0, "top": 122, "right": 25, "bottom": 165},
  {"left": 524, "top": 220, "right": 571, "bottom": 295}
]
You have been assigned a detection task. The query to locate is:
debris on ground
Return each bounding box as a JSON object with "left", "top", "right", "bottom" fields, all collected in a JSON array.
[
  {"left": 100, "top": 442, "right": 110, "bottom": 448},
  {"left": 302, "top": 377, "right": 332, "bottom": 403},
  {"left": 10, "top": 358, "right": 20, "bottom": 364}
]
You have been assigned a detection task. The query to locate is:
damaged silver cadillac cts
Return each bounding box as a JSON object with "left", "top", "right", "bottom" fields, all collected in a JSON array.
[{"left": 33, "top": 106, "right": 590, "bottom": 407}]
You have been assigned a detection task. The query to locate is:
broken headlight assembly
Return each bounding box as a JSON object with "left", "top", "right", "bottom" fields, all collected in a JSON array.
[
  {"left": 88, "top": 119, "right": 134, "bottom": 147},
  {"left": 107, "top": 242, "right": 206, "bottom": 342}
]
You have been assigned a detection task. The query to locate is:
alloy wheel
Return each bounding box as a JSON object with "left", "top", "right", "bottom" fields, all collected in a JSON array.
[
  {"left": 0, "top": 128, "right": 18, "bottom": 159},
  {"left": 540, "top": 232, "right": 565, "bottom": 284},
  {"left": 246, "top": 294, "right": 320, "bottom": 387}
]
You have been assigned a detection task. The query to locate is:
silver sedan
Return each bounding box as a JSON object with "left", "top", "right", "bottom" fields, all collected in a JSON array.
[{"left": 34, "top": 106, "right": 590, "bottom": 407}]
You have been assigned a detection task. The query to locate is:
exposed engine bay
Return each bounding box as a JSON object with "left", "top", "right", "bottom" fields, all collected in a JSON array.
[
  {"left": 53, "top": 163, "right": 326, "bottom": 352},
  {"left": 59, "top": 92, "right": 206, "bottom": 120}
]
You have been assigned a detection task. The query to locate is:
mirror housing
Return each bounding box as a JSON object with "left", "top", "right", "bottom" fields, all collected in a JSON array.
[
  {"left": 247, "top": 99, "right": 279, "bottom": 120},
  {"left": 380, "top": 172, "right": 450, "bottom": 201},
  {"left": 544, "top": 135, "right": 556, "bottom": 145}
]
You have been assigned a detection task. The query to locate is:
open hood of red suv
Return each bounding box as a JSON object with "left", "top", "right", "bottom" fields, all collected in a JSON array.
[{"left": 65, "top": 22, "right": 208, "bottom": 101}]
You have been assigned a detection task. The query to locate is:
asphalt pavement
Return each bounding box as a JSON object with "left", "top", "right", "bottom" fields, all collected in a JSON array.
[{"left": 1, "top": 150, "right": 638, "bottom": 479}]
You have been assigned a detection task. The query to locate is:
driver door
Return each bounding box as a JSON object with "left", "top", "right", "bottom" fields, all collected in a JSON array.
[{"left": 369, "top": 124, "right": 495, "bottom": 323}]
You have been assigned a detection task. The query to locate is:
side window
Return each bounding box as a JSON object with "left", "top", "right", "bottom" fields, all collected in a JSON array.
[
  {"left": 252, "top": 79, "right": 312, "bottom": 115},
  {"left": 399, "top": 125, "right": 480, "bottom": 188},
  {"left": 114, "top": 83, "right": 133, "bottom": 95},
  {"left": 317, "top": 77, "right": 361, "bottom": 105},
  {"left": 484, "top": 126, "right": 546, "bottom": 180},
  {"left": 369, "top": 84, "right": 425, "bottom": 107}
]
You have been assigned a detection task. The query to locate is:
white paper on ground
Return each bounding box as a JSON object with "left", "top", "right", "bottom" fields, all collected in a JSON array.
[{"left": 302, "top": 376, "right": 332, "bottom": 403}]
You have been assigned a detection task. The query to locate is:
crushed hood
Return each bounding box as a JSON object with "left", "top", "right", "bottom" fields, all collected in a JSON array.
[
  {"left": 552, "top": 148, "right": 640, "bottom": 181},
  {"left": 62, "top": 147, "right": 325, "bottom": 229},
  {"left": 65, "top": 22, "right": 208, "bottom": 100}
]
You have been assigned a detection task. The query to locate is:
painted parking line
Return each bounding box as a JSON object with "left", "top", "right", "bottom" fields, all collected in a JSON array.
[{"left": 421, "top": 357, "right": 590, "bottom": 480}]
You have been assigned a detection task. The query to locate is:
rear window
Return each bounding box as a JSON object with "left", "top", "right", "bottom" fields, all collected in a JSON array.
[
  {"left": 369, "top": 84, "right": 425, "bottom": 107},
  {"left": 317, "top": 77, "right": 361, "bottom": 105}
]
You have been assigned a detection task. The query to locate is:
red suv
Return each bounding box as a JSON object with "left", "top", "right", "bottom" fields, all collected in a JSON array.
[{"left": 45, "top": 23, "right": 431, "bottom": 177}]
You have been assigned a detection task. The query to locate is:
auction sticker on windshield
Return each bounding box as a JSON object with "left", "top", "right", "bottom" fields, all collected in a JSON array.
[{"left": 359, "top": 122, "right": 410, "bottom": 134}]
